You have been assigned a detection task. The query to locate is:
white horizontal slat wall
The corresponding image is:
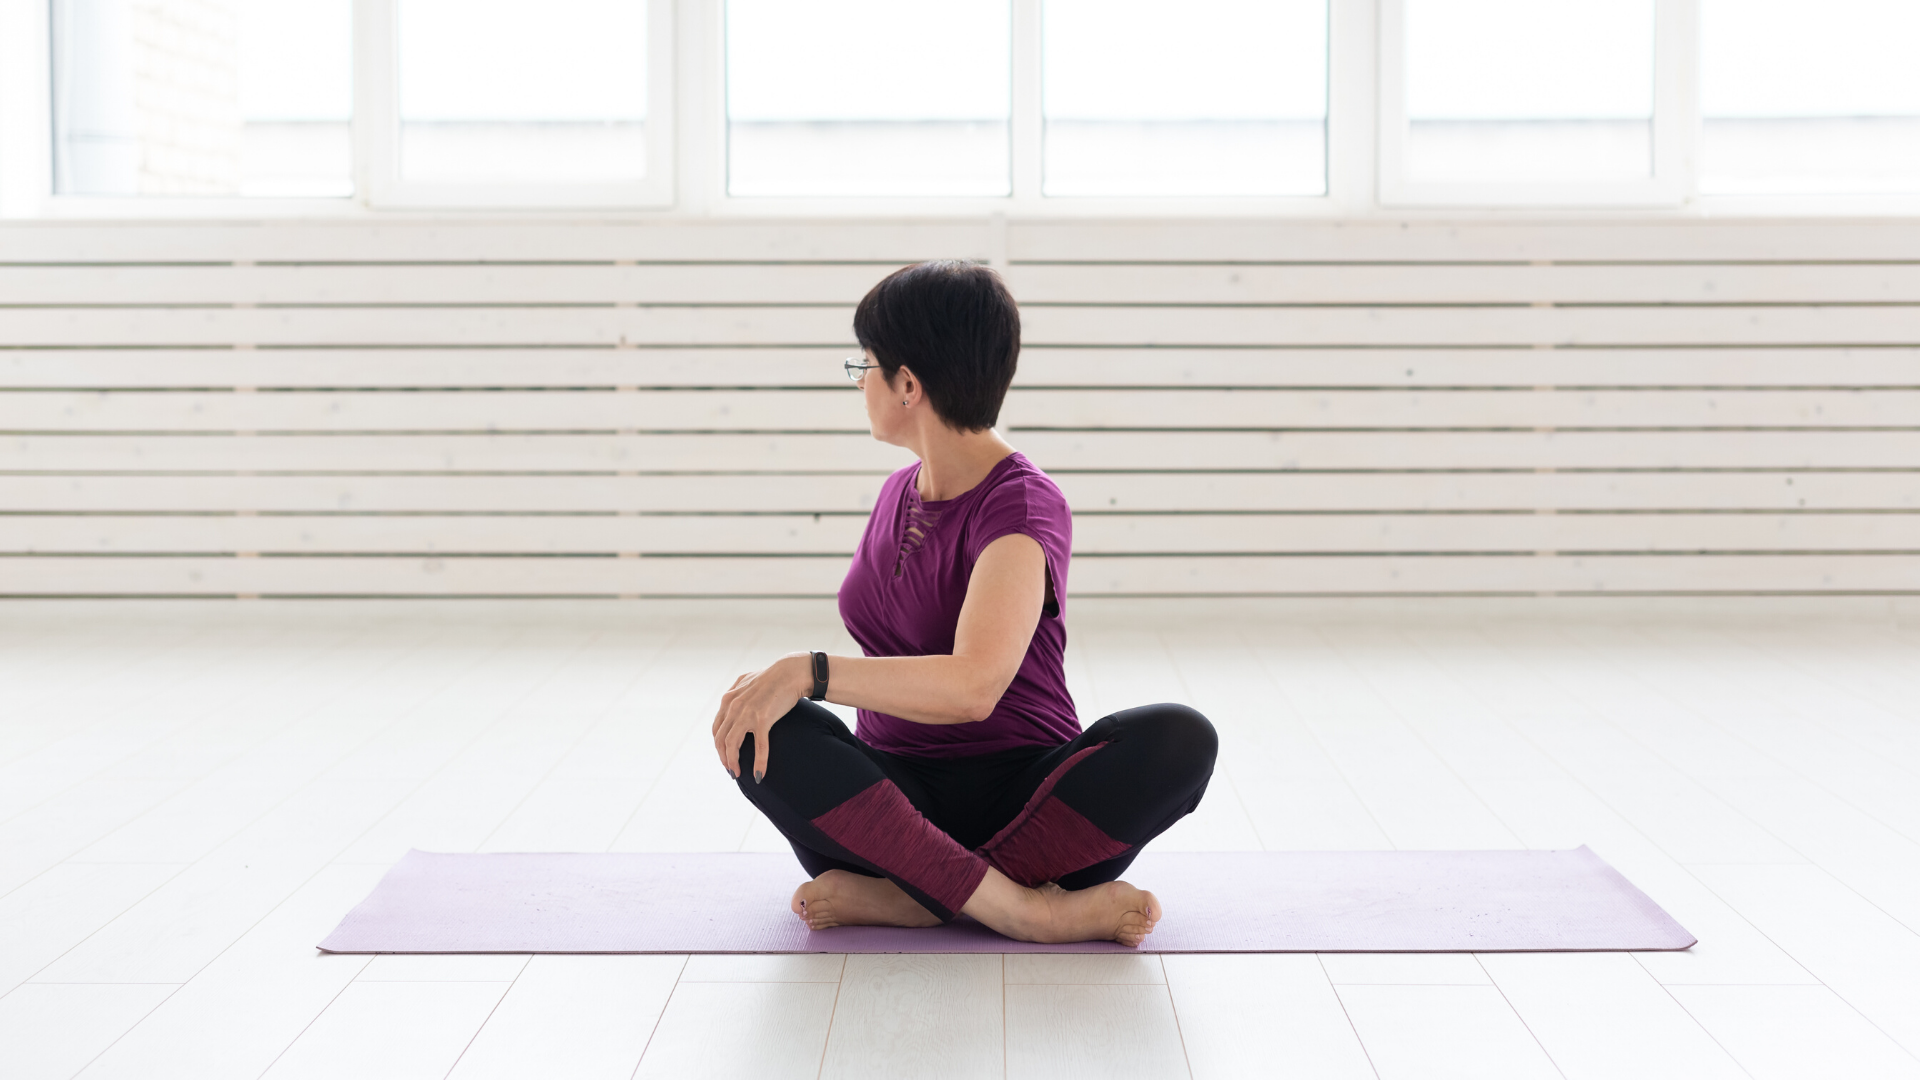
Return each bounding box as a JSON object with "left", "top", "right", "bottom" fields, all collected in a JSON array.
[{"left": 1, "top": 219, "right": 1916, "bottom": 597}]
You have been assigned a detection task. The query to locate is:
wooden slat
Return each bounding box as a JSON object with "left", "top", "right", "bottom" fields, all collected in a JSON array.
[
  {"left": 0, "top": 554, "right": 844, "bottom": 596},
  {"left": 1019, "top": 348, "right": 1920, "bottom": 389},
  {"left": 0, "top": 474, "right": 889, "bottom": 512},
  {"left": 3, "top": 514, "right": 867, "bottom": 555},
  {"left": 1005, "top": 389, "right": 1918, "bottom": 430},
  {"left": 0, "top": 388, "right": 871, "bottom": 433},
  {"left": 0, "top": 306, "right": 859, "bottom": 348},
  {"left": 4, "top": 431, "right": 1913, "bottom": 473},
  {"left": 1005, "top": 264, "right": 1920, "bottom": 305},
  {"left": 1008, "top": 220, "right": 1920, "bottom": 263},
  {"left": 9, "top": 347, "right": 1918, "bottom": 391},
  {"left": 1067, "top": 513, "right": 1920, "bottom": 554},
  {"left": 4, "top": 472, "right": 1910, "bottom": 513},
  {"left": 4, "top": 388, "right": 1911, "bottom": 432},
  {"left": 0, "top": 264, "right": 887, "bottom": 305},
  {"left": 7, "top": 219, "right": 1918, "bottom": 264},
  {"left": 0, "top": 432, "right": 903, "bottom": 471},
  {"left": 1022, "top": 306, "right": 1920, "bottom": 348},
  {"left": 1068, "top": 472, "right": 1920, "bottom": 512},
  {"left": 1068, "top": 553, "right": 1920, "bottom": 594},
  {"left": 0, "top": 221, "right": 993, "bottom": 263},
  {"left": 10, "top": 261, "right": 1920, "bottom": 306},
  {"left": 5, "top": 512, "right": 1914, "bottom": 556},
  {"left": 1022, "top": 429, "right": 1920, "bottom": 470},
  {"left": 0, "top": 348, "right": 845, "bottom": 390},
  {"left": 1, "top": 552, "right": 1912, "bottom": 597},
  {"left": 6, "top": 304, "right": 1915, "bottom": 348}
]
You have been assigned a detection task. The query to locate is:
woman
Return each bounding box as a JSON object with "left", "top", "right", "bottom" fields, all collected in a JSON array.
[{"left": 711, "top": 261, "right": 1217, "bottom": 947}]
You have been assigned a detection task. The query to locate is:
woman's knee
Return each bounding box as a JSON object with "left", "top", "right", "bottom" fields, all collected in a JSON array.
[
  {"left": 1119, "top": 703, "right": 1218, "bottom": 779},
  {"left": 733, "top": 700, "right": 847, "bottom": 775},
  {"left": 1125, "top": 702, "right": 1217, "bottom": 752}
]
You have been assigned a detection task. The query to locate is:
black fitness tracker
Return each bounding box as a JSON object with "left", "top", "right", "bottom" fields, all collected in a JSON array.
[{"left": 808, "top": 651, "right": 829, "bottom": 701}]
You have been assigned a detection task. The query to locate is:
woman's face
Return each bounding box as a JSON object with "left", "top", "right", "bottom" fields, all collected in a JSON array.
[{"left": 859, "top": 350, "right": 916, "bottom": 449}]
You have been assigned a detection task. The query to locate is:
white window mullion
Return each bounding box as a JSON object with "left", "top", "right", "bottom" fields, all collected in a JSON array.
[
  {"left": 1659, "top": 0, "right": 1700, "bottom": 205},
  {"left": 1375, "top": 0, "right": 1413, "bottom": 206},
  {"left": 677, "top": 0, "right": 722, "bottom": 214},
  {"left": 355, "top": 0, "right": 396, "bottom": 208},
  {"left": 1010, "top": 0, "right": 1042, "bottom": 205},
  {"left": 645, "top": 0, "right": 680, "bottom": 209},
  {"left": 1327, "top": 0, "right": 1377, "bottom": 214}
]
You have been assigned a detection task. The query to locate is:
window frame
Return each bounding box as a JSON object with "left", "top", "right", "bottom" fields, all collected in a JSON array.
[
  {"left": 1376, "top": 0, "right": 1696, "bottom": 208},
  {"left": 4, "top": 0, "right": 1919, "bottom": 220}
]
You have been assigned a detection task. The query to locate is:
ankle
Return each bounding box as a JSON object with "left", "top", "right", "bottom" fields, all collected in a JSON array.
[
  {"left": 960, "top": 870, "right": 1047, "bottom": 942},
  {"left": 1005, "top": 886, "right": 1048, "bottom": 938}
]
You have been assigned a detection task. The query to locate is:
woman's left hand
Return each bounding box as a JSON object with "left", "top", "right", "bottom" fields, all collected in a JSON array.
[{"left": 712, "top": 652, "right": 812, "bottom": 783}]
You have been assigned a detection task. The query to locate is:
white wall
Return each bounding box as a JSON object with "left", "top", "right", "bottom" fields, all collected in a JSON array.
[{"left": 1, "top": 216, "right": 1916, "bottom": 597}]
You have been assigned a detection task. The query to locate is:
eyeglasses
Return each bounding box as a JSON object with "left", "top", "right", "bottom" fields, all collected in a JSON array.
[{"left": 844, "top": 357, "right": 880, "bottom": 386}]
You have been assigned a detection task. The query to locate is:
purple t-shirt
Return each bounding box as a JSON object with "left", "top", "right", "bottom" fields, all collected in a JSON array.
[{"left": 837, "top": 452, "right": 1079, "bottom": 758}]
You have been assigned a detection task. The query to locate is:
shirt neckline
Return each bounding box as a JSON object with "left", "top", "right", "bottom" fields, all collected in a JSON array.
[{"left": 908, "top": 452, "right": 1022, "bottom": 510}]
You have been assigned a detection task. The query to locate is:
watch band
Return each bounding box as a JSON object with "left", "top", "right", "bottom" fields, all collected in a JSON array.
[{"left": 808, "top": 651, "right": 829, "bottom": 701}]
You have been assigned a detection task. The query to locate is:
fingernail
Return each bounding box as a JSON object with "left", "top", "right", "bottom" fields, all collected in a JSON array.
[{"left": 754, "top": 769, "right": 764, "bottom": 784}]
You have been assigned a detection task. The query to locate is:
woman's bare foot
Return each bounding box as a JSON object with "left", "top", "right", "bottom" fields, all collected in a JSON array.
[
  {"left": 962, "top": 869, "right": 1161, "bottom": 947},
  {"left": 791, "top": 869, "right": 941, "bottom": 931},
  {"left": 1032, "top": 880, "right": 1161, "bottom": 947}
]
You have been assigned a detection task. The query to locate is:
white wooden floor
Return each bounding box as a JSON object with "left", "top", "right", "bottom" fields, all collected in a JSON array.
[{"left": 3, "top": 599, "right": 1919, "bottom": 1080}]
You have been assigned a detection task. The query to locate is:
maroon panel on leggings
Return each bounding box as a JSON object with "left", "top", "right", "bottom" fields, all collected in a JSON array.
[
  {"left": 976, "top": 743, "right": 1131, "bottom": 887},
  {"left": 810, "top": 779, "right": 991, "bottom": 916}
]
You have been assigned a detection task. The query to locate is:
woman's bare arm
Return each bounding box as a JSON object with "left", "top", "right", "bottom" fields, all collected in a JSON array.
[
  {"left": 824, "top": 532, "right": 1047, "bottom": 724},
  {"left": 711, "top": 532, "right": 1047, "bottom": 780}
]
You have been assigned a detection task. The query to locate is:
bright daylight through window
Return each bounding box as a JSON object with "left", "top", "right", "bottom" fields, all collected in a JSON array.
[
  {"left": 1042, "top": 0, "right": 1327, "bottom": 197},
  {"left": 51, "top": 0, "right": 352, "bottom": 197},
  {"left": 1403, "top": 0, "right": 1656, "bottom": 184},
  {"left": 398, "top": 0, "right": 648, "bottom": 184},
  {"left": 31, "top": 0, "right": 1920, "bottom": 208},
  {"left": 1701, "top": 0, "right": 1920, "bottom": 194},
  {"left": 726, "top": 0, "right": 1011, "bottom": 197}
]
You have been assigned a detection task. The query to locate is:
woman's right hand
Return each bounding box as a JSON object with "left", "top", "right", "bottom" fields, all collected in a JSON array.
[{"left": 711, "top": 653, "right": 811, "bottom": 783}]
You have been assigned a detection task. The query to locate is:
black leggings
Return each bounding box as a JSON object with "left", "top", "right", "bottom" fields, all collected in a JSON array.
[{"left": 733, "top": 701, "right": 1218, "bottom": 922}]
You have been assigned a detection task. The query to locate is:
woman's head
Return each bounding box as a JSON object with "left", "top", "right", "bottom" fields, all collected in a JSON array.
[{"left": 853, "top": 260, "right": 1021, "bottom": 433}]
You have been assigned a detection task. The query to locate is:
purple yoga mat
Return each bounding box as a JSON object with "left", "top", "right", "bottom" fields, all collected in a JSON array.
[{"left": 317, "top": 847, "right": 1693, "bottom": 954}]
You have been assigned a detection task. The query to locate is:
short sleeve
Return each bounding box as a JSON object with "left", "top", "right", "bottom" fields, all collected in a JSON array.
[{"left": 965, "top": 470, "right": 1073, "bottom": 612}]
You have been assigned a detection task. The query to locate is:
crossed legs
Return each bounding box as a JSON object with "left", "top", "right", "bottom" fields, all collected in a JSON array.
[{"left": 732, "top": 701, "right": 1217, "bottom": 946}]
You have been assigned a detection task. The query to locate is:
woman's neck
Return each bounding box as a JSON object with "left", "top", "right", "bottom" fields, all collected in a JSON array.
[{"left": 912, "top": 426, "right": 1017, "bottom": 502}]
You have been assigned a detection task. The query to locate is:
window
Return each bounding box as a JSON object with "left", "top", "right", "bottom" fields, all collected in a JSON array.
[
  {"left": 43, "top": 0, "right": 671, "bottom": 207},
  {"left": 1701, "top": 0, "right": 1920, "bottom": 195},
  {"left": 1405, "top": 0, "right": 1653, "bottom": 182},
  {"left": 374, "top": 0, "right": 673, "bottom": 205},
  {"left": 396, "top": 0, "right": 648, "bottom": 185},
  {"left": 1378, "top": 0, "right": 1686, "bottom": 205},
  {"left": 1041, "top": 0, "right": 1327, "bottom": 197},
  {"left": 725, "top": 0, "right": 1011, "bottom": 198},
  {"left": 51, "top": 0, "right": 353, "bottom": 197},
  {"left": 19, "top": 0, "right": 1920, "bottom": 215}
]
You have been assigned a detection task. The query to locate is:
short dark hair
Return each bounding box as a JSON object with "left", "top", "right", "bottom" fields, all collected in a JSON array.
[{"left": 852, "top": 260, "right": 1021, "bottom": 432}]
